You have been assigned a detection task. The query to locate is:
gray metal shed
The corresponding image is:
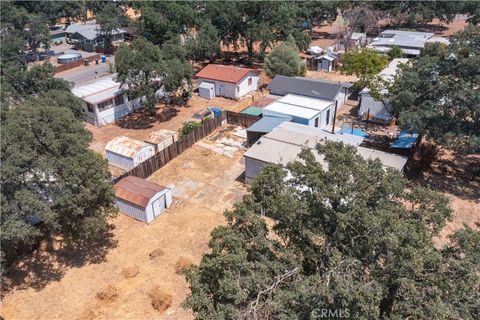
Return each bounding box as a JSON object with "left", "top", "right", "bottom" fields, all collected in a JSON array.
[
  {"left": 114, "top": 176, "right": 173, "bottom": 224},
  {"left": 199, "top": 81, "right": 215, "bottom": 99}
]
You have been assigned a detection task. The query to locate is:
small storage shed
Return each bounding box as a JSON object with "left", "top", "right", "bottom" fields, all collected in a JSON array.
[
  {"left": 106, "top": 136, "right": 155, "bottom": 171},
  {"left": 114, "top": 176, "right": 172, "bottom": 224},
  {"left": 316, "top": 54, "right": 337, "bottom": 72},
  {"left": 199, "top": 82, "right": 215, "bottom": 99},
  {"left": 144, "top": 129, "right": 178, "bottom": 152}
]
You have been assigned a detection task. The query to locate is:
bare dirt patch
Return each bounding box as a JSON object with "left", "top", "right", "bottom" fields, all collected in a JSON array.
[
  {"left": 1, "top": 130, "right": 247, "bottom": 320},
  {"left": 96, "top": 284, "right": 119, "bottom": 302},
  {"left": 149, "top": 286, "right": 173, "bottom": 313},
  {"left": 174, "top": 257, "right": 193, "bottom": 274}
]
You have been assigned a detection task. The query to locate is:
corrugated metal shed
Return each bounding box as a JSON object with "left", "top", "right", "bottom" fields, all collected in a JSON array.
[
  {"left": 145, "top": 129, "right": 178, "bottom": 145},
  {"left": 115, "top": 176, "right": 166, "bottom": 208},
  {"left": 106, "top": 136, "right": 152, "bottom": 158}
]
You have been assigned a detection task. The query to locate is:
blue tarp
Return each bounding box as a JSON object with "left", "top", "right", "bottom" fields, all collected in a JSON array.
[
  {"left": 209, "top": 107, "right": 223, "bottom": 117},
  {"left": 339, "top": 126, "right": 369, "bottom": 138},
  {"left": 390, "top": 131, "right": 419, "bottom": 149}
]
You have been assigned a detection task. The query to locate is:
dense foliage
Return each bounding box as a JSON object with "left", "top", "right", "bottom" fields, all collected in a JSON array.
[
  {"left": 389, "top": 25, "right": 480, "bottom": 153},
  {"left": 0, "top": 1, "right": 117, "bottom": 271},
  {"left": 264, "top": 36, "right": 305, "bottom": 78},
  {"left": 115, "top": 38, "right": 193, "bottom": 111},
  {"left": 340, "top": 48, "right": 389, "bottom": 89},
  {"left": 185, "top": 142, "right": 480, "bottom": 319}
]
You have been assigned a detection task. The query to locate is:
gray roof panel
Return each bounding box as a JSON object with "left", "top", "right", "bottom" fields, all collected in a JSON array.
[{"left": 267, "top": 76, "right": 348, "bottom": 101}]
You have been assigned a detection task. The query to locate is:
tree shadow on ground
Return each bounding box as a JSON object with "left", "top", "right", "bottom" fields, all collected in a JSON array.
[
  {"left": 414, "top": 151, "right": 480, "bottom": 201},
  {"left": 2, "top": 224, "right": 117, "bottom": 293},
  {"left": 116, "top": 105, "right": 180, "bottom": 129}
]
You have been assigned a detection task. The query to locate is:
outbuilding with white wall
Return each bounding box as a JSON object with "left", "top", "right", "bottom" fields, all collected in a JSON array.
[
  {"left": 106, "top": 136, "right": 155, "bottom": 171},
  {"left": 196, "top": 64, "right": 260, "bottom": 100},
  {"left": 114, "top": 176, "right": 172, "bottom": 224}
]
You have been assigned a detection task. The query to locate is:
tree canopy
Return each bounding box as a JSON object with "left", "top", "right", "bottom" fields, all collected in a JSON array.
[
  {"left": 389, "top": 25, "right": 480, "bottom": 153},
  {"left": 185, "top": 142, "right": 480, "bottom": 319},
  {"left": 264, "top": 36, "right": 305, "bottom": 78},
  {"left": 1, "top": 96, "right": 116, "bottom": 268},
  {"left": 340, "top": 48, "right": 388, "bottom": 89},
  {"left": 115, "top": 38, "right": 193, "bottom": 110}
]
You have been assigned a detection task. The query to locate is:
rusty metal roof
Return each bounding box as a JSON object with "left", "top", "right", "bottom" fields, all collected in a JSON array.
[
  {"left": 105, "top": 136, "right": 153, "bottom": 158},
  {"left": 195, "top": 64, "right": 259, "bottom": 83},
  {"left": 114, "top": 176, "right": 167, "bottom": 208},
  {"left": 144, "top": 129, "right": 178, "bottom": 145}
]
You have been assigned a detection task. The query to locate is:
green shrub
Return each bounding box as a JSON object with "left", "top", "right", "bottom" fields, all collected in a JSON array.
[{"left": 179, "top": 121, "right": 200, "bottom": 138}]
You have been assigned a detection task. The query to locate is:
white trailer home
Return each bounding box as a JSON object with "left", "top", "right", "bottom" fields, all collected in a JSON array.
[
  {"left": 105, "top": 136, "right": 155, "bottom": 171},
  {"left": 114, "top": 176, "right": 172, "bottom": 224},
  {"left": 72, "top": 76, "right": 142, "bottom": 127},
  {"left": 196, "top": 64, "right": 260, "bottom": 100}
]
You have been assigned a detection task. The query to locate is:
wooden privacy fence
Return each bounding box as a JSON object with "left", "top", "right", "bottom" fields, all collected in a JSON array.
[
  {"left": 114, "top": 115, "right": 225, "bottom": 182},
  {"left": 54, "top": 54, "right": 101, "bottom": 73},
  {"left": 225, "top": 111, "right": 260, "bottom": 128}
]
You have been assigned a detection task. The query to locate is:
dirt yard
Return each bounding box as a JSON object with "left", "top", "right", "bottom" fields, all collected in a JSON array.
[
  {"left": 87, "top": 94, "right": 254, "bottom": 156},
  {"left": 1, "top": 128, "right": 248, "bottom": 320}
]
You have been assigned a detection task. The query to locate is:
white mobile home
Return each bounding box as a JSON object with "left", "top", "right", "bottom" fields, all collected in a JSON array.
[
  {"left": 196, "top": 64, "right": 260, "bottom": 100},
  {"left": 267, "top": 76, "right": 351, "bottom": 111},
  {"left": 105, "top": 136, "right": 155, "bottom": 171},
  {"left": 262, "top": 94, "right": 335, "bottom": 129},
  {"left": 72, "top": 76, "right": 142, "bottom": 127},
  {"left": 114, "top": 176, "right": 172, "bottom": 224}
]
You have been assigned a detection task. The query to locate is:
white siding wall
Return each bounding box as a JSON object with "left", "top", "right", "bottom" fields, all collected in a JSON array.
[
  {"left": 145, "top": 189, "right": 173, "bottom": 224},
  {"left": 335, "top": 89, "right": 347, "bottom": 110},
  {"left": 83, "top": 96, "right": 143, "bottom": 127},
  {"left": 106, "top": 151, "right": 135, "bottom": 171},
  {"left": 106, "top": 145, "right": 155, "bottom": 171},
  {"left": 236, "top": 72, "right": 260, "bottom": 98},
  {"left": 116, "top": 198, "right": 147, "bottom": 222}
]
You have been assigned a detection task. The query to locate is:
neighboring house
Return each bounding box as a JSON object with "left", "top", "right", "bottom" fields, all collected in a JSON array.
[
  {"left": 196, "top": 64, "right": 260, "bottom": 99},
  {"left": 72, "top": 75, "right": 142, "bottom": 127},
  {"left": 368, "top": 30, "right": 449, "bottom": 57},
  {"left": 244, "top": 121, "right": 408, "bottom": 182},
  {"left": 359, "top": 58, "right": 409, "bottom": 123},
  {"left": 106, "top": 136, "right": 156, "bottom": 171},
  {"left": 114, "top": 176, "right": 172, "bottom": 224},
  {"left": 267, "top": 75, "right": 351, "bottom": 110},
  {"left": 262, "top": 94, "right": 335, "bottom": 129},
  {"left": 65, "top": 23, "right": 127, "bottom": 52}
]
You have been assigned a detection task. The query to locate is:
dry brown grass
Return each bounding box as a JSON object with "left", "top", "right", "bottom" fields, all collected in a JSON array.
[
  {"left": 174, "top": 256, "right": 193, "bottom": 274},
  {"left": 95, "top": 284, "right": 119, "bottom": 302},
  {"left": 121, "top": 266, "right": 139, "bottom": 279},
  {"left": 149, "top": 286, "right": 173, "bottom": 313}
]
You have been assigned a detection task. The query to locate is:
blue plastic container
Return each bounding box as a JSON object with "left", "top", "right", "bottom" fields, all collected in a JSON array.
[{"left": 101, "top": 55, "right": 107, "bottom": 63}]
